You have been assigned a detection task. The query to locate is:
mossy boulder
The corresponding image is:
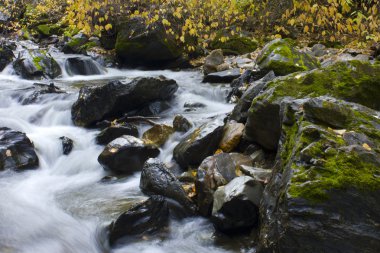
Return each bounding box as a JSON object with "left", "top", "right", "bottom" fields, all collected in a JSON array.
[
  {"left": 258, "top": 96, "right": 380, "bottom": 253},
  {"left": 36, "top": 24, "right": 62, "bottom": 37},
  {"left": 13, "top": 49, "right": 61, "bottom": 79},
  {"left": 115, "top": 17, "right": 183, "bottom": 68},
  {"left": 62, "top": 33, "right": 89, "bottom": 54},
  {"left": 244, "top": 60, "right": 380, "bottom": 150},
  {"left": 256, "top": 39, "right": 320, "bottom": 76},
  {"left": 210, "top": 34, "right": 258, "bottom": 55}
]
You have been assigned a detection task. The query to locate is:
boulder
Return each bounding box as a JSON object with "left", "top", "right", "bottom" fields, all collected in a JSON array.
[
  {"left": 142, "top": 124, "right": 174, "bottom": 147},
  {"left": 98, "top": 135, "right": 160, "bottom": 175},
  {"left": 230, "top": 71, "right": 276, "bottom": 123},
  {"left": 238, "top": 166, "right": 272, "bottom": 183},
  {"left": 219, "top": 121, "right": 245, "bottom": 152},
  {"left": 140, "top": 158, "right": 195, "bottom": 213},
  {"left": 62, "top": 33, "right": 89, "bottom": 54},
  {"left": 173, "top": 115, "right": 192, "bottom": 132},
  {"left": 196, "top": 152, "right": 254, "bottom": 216},
  {"left": 0, "top": 43, "right": 14, "bottom": 71},
  {"left": 65, "top": 57, "right": 105, "bottom": 76},
  {"left": 203, "top": 49, "right": 225, "bottom": 75},
  {"left": 71, "top": 76, "right": 178, "bottom": 127},
  {"left": 96, "top": 124, "right": 139, "bottom": 145},
  {"left": 59, "top": 136, "right": 73, "bottom": 155},
  {"left": 211, "top": 176, "right": 263, "bottom": 233},
  {"left": 115, "top": 17, "right": 182, "bottom": 67},
  {"left": 244, "top": 61, "right": 380, "bottom": 151},
  {"left": 256, "top": 39, "right": 320, "bottom": 76},
  {"left": 108, "top": 196, "right": 169, "bottom": 246},
  {"left": 203, "top": 68, "right": 241, "bottom": 83},
  {"left": 13, "top": 49, "right": 61, "bottom": 79},
  {"left": 0, "top": 127, "right": 39, "bottom": 171},
  {"left": 173, "top": 118, "right": 224, "bottom": 169}
]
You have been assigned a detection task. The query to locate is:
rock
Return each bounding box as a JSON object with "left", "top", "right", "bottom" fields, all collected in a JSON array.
[
  {"left": 173, "top": 115, "right": 192, "bottom": 132},
  {"left": 244, "top": 61, "right": 380, "bottom": 151},
  {"left": 19, "top": 83, "right": 66, "bottom": 105},
  {"left": 142, "top": 124, "right": 174, "bottom": 147},
  {"left": 59, "top": 136, "right": 73, "bottom": 155},
  {"left": 71, "top": 76, "right": 178, "bottom": 127},
  {"left": 65, "top": 57, "right": 105, "bottom": 76},
  {"left": 211, "top": 176, "right": 263, "bottom": 233},
  {"left": 108, "top": 196, "right": 169, "bottom": 246},
  {"left": 173, "top": 118, "right": 224, "bottom": 169},
  {"left": 311, "top": 43, "right": 327, "bottom": 57},
  {"left": 238, "top": 165, "right": 272, "bottom": 183},
  {"left": 96, "top": 124, "right": 139, "bottom": 145},
  {"left": 203, "top": 68, "right": 241, "bottom": 83},
  {"left": 203, "top": 49, "right": 225, "bottom": 75},
  {"left": 178, "top": 171, "right": 196, "bottom": 182},
  {"left": 256, "top": 39, "right": 320, "bottom": 76},
  {"left": 195, "top": 152, "right": 254, "bottom": 216},
  {"left": 219, "top": 121, "right": 245, "bottom": 152},
  {"left": 140, "top": 158, "right": 195, "bottom": 213},
  {"left": 115, "top": 17, "right": 182, "bottom": 68},
  {"left": 230, "top": 71, "right": 276, "bottom": 123},
  {"left": 0, "top": 43, "right": 14, "bottom": 71},
  {"left": 227, "top": 69, "right": 254, "bottom": 101},
  {"left": 98, "top": 135, "right": 160, "bottom": 175},
  {"left": 210, "top": 35, "right": 258, "bottom": 55},
  {"left": 13, "top": 49, "right": 61, "bottom": 79},
  {"left": 258, "top": 97, "right": 380, "bottom": 253},
  {"left": 36, "top": 24, "right": 62, "bottom": 37},
  {"left": 62, "top": 33, "right": 89, "bottom": 54},
  {"left": 132, "top": 101, "right": 171, "bottom": 116},
  {"left": 0, "top": 127, "right": 39, "bottom": 171},
  {"left": 184, "top": 102, "right": 207, "bottom": 109}
]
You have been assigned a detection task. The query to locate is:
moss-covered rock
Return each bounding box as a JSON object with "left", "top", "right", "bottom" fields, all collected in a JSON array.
[
  {"left": 256, "top": 39, "right": 320, "bottom": 76},
  {"left": 62, "top": 33, "right": 89, "bottom": 54},
  {"left": 36, "top": 24, "right": 62, "bottom": 37},
  {"left": 115, "top": 17, "right": 183, "bottom": 68},
  {"left": 244, "top": 60, "right": 380, "bottom": 150},
  {"left": 258, "top": 96, "right": 380, "bottom": 253},
  {"left": 210, "top": 34, "right": 258, "bottom": 55}
]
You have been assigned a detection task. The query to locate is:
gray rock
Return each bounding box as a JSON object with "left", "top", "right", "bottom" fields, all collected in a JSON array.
[
  {"left": 59, "top": 136, "right": 73, "bottom": 155},
  {"left": 203, "top": 49, "right": 225, "bottom": 75},
  {"left": 203, "top": 68, "right": 241, "bottom": 83}
]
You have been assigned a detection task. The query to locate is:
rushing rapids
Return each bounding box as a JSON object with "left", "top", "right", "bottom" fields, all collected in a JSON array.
[{"left": 0, "top": 50, "right": 243, "bottom": 253}]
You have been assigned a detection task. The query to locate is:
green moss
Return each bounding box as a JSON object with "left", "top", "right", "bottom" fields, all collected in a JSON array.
[
  {"left": 36, "top": 24, "right": 62, "bottom": 36},
  {"left": 32, "top": 56, "right": 43, "bottom": 71},
  {"left": 67, "top": 38, "right": 85, "bottom": 48},
  {"left": 210, "top": 34, "right": 258, "bottom": 55},
  {"left": 80, "top": 41, "right": 97, "bottom": 51}
]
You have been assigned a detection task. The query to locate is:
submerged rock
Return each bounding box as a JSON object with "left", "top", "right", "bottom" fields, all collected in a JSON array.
[
  {"left": 96, "top": 124, "right": 139, "bottom": 145},
  {"left": 65, "top": 57, "right": 105, "bottom": 76},
  {"left": 98, "top": 135, "right": 160, "bottom": 174},
  {"left": 71, "top": 76, "right": 178, "bottom": 127},
  {"left": 19, "top": 83, "right": 66, "bottom": 105},
  {"left": 13, "top": 49, "right": 61, "bottom": 79},
  {"left": 256, "top": 39, "right": 320, "bottom": 76},
  {"left": 108, "top": 196, "right": 169, "bottom": 246},
  {"left": 212, "top": 176, "right": 263, "bottom": 233},
  {"left": 257, "top": 97, "right": 380, "bottom": 253},
  {"left": 0, "top": 127, "right": 39, "bottom": 171},
  {"left": 59, "top": 136, "right": 73, "bottom": 155},
  {"left": 140, "top": 158, "right": 195, "bottom": 213},
  {"left": 115, "top": 17, "right": 182, "bottom": 68},
  {"left": 173, "top": 118, "right": 224, "bottom": 169}
]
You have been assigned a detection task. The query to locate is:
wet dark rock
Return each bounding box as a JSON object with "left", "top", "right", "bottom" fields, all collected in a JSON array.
[
  {"left": 0, "top": 43, "right": 14, "bottom": 71},
  {"left": 59, "top": 136, "right": 73, "bottom": 155},
  {"left": 184, "top": 102, "right": 207, "bottom": 109},
  {"left": 108, "top": 195, "right": 170, "bottom": 246},
  {"left": 227, "top": 69, "right": 254, "bottom": 101},
  {"left": 132, "top": 101, "right": 171, "bottom": 117},
  {"left": 258, "top": 97, "right": 380, "bottom": 253},
  {"left": 65, "top": 57, "right": 105, "bottom": 76},
  {"left": 96, "top": 124, "right": 139, "bottom": 145},
  {"left": 0, "top": 127, "right": 39, "bottom": 171},
  {"left": 98, "top": 135, "right": 160, "bottom": 175},
  {"left": 115, "top": 17, "right": 182, "bottom": 68},
  {"left": 203, "top": 68, "right": 241, "bottom": 83},
  {"left": 211, "top": 176, "right": 263, "bottom": 233},
  {"left": 142, "top": 124, "right": 174, "bottom": 147},
  {"left": 173, "top": 119, "right": 224, "bottom": 169},
  {"left": 239, "top": 166, "right": 272, "bottom": 183},
  {"left": 173, "top": 115, "right": 192, "bottom": 132},
  {"left": 196, "top": 153, "right": 254, "bottom": 216},
  {"left": 230, "top": 71, "right": 276, "bottom": 123},
  {"left": 19, "top": 83, "right": 66, "bottom": 105},
  {"left": 71, "top": 76, "right": 178, "bottom": 127},
  {"left": 140, "top": 158, "right": 196, "bottom": 213},
  {"left": 13, "top": 49, "right": 61, "bottom": 80}
]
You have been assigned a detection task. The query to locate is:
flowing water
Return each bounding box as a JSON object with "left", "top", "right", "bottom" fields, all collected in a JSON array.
[{"left": 0, "top": 48, "right": 250, "bottom": 253}]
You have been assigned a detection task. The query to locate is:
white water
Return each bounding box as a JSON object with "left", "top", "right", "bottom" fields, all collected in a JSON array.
[{"left": 0, "top": 61, "right": 239, "bottom": 253}]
